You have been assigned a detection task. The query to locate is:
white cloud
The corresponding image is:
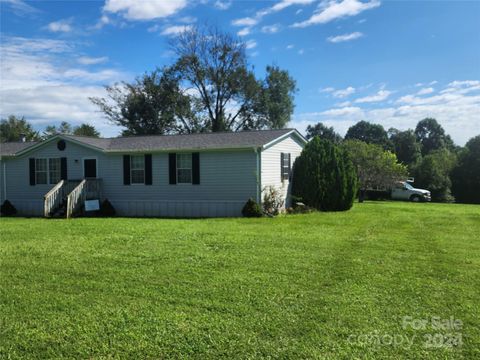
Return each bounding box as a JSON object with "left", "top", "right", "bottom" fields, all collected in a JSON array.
[
  {"left": 321, "top": 106, "right": 363, "bottom": 116},
  {"left": 327, "top": 31, "right": 363, "bottom": 43},
  {"left": 232, "top": 0, "right": 314, "bottom": 28},
  {"left": 63, "top": 69, "right": 123, "bottom": 82},
  {"left": 298, "top": 49, "right": 305, "bottom": 55},
  {"left": 416, "top": 87, "right": 434, "bottom": 96},
  {"left": 214, "top": 1, "right": 231, "bottom": 10},
  {"left": 178, "top": 16, "right": 196, "bottom": 23},
  {"left": 147, "top": 24, "right": 160, "bottom": 32},
  {"left": 232, "top": 17, "right": 258, "bottom": 27},
  {"left": 270, "top": 0, "right": 315, "bottom": 12},
  {"left": 261, "top": 24, "right": 281, "bottom": 34},
  {"left": 246, "top": 39, "right": 257, "bottom": 49},
  {"left": 292, "top": 0, "right": 381, "bottom": 28},
  {"left": 0, "top": 36, "right": 128, "bottom": 137},
  {"left": 319, "top": 87, "right": 335, "bottom": 93},
  {"left": 160, "top": 25, "right": 192, "bottom": 36},
  {"left": 46, "top": 18, "right": 73, "bottom": 33},
  {"left": 103, "top": 0, "right": 187, "bottom": 21},
  {"left": 440, "top": 80, "right": 480, "bottom": 94},
  {"left": 333, "top": 86, "right": 355, "bottom": 98},
  {"left": 292, "top": 81, "right": 480, "bottom": 145},
  {"left": 336, "top": 101, "right": 351, "bottom": 107},
  {"left": 1, "top": 0, "right": 40, "bottom": 16},
  {"left": 77, "top": 56, "right": 109, "bottom": 65},
  {"left": 237, "top": 27, "right": 251, "bottom": 36},
  {"left": 90, "top": 15, "right": 111, "bottom": 30},
  {"left": 355, "top": 89, "right": 391, "bottom": 103},
  {"left": 286, "top": 44, "right": 295, "bottom": 49}
]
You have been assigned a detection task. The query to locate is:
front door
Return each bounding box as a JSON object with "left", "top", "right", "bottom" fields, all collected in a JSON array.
[{"left": 84, "top": 159, "right": 97, "bottom": 178}]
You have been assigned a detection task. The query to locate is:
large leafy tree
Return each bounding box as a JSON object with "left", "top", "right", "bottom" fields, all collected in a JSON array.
[
  {"left": 0, "top": 115, "right": 40, "bottom": 142},
  {"left": 343, "top": 140, "right": 407, "bottom": 201},
  {"left": 255, "top": 66, "right": 296, "bottom": 130},
  {"left": 451, "top": 135, "right": 480, "bottom": 204},
  {"left": 43, "top": 121, "right": 101, "bottom": 138},
  {"left": 73, "top": 124, "right": 100, "bottom": 138},
  {"left": 91, "top": 26, "right": 296, "bottom": 134},
  {"left": 291, "top": 137, "right": 357, "bottom": 211},
  {"left": 91, "top": 68, "right": 193, "bottom": 136},
  {"left": 415, "top": 118, "right": 455, "bottom": 155},
  {"left": 43, "top": 121, "right": 73, "bottom": 138},
  {"left": 389, "top": 128, "right": 422, "bottom": 167},
  {"left": 305, "top": 122, "right": 342, "bottom": 143},
  {"left": 413, "top": 148, "right": 456, "bottom": 202},
  {"left": 345, "top": 120, "right": 393, "bottom": 150}
]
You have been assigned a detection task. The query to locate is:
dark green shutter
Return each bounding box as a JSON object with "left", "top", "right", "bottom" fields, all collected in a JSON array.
[
  {"left": 145, "top": 154, "right": 152, "bottom": 185},
  {"left": 29, "top": 158, "right": 35, "bottom": 185},
  {"left": 169, "top": 153, "right": 177, "bottom": 185},
  {"left": 280, "top": 152, "right": 284, "bottom": 181},
  {"left": 192, "top": 152, "right": 200, "bottom": 185},
  {"left": 123, "top": 155, "right": 131, "bottom": 185},
  {"left": 60, "top": 157, "right": 67, "bottom": 180}
]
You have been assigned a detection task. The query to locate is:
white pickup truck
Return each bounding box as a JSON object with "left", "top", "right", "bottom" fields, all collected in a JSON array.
[{"left": 391, "top": 181, "right": 431, "bottom": 202}]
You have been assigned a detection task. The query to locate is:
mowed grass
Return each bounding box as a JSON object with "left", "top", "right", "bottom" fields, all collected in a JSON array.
[{"left": 0, "top": 202, "right": 479, "bottom": 359}]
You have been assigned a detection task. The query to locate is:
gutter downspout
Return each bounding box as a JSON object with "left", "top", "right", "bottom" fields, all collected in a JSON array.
[{"left": 255, "top": 147, "right": 262, "bottom": 204}]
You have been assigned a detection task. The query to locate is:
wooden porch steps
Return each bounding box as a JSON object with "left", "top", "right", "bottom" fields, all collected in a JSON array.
[{"left": 44, "top": 179, "right": 102, "bottom": 218}]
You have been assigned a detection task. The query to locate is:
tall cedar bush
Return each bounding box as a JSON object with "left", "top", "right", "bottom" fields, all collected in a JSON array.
[{"left": 292, "top": 137, "right": 357, "bottom": 211}]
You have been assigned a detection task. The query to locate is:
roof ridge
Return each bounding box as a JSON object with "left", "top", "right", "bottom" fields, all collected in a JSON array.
[{"left": 66, "top": 128, "right": 294, "bottom": 140}]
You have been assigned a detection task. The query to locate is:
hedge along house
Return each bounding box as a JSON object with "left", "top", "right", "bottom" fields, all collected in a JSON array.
[{"left": 0, "top": 129, "right": 306, "bottom": 218}]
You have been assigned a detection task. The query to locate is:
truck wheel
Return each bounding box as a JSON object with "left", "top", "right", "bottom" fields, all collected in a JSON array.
[{"left": 410, "top": 195, "right": 421, "bottom": 202}]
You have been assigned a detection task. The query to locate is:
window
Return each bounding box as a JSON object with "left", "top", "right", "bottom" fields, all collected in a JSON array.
[
  {"left": 281, "top": 153, "right": 291, "bottom": 181},
  {"left": 177, "top": 153, "right": 192, "bottom": 184},
  {"left": 34, "top": 158, "right": 61, "bottom": 184},
  {"left": 49, "top": 158, "right": 61, "bottom": 184},
  {"left": 130, "top": 155, "right": 145, "bottom": 184},
  {"left": 35, "top": 158, "right": 48, "bottom": 184}
]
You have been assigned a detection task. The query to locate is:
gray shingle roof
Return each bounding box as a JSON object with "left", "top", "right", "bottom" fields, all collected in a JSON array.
[
  {"left": 103, "top": 129, "right": 297, "bottom": 151},
  {"left": 1, "top": 129, "right": 304, "bottom": 156},
  {"left": 0, "top": 141, "right": 39, "bottom": 156}
]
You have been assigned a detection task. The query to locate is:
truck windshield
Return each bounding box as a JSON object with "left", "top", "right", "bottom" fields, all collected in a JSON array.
[{"left": 404, "top": 182, "right": 414, "bottom": 190}]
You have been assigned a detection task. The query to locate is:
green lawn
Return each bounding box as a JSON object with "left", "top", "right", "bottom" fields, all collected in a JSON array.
[{"left": 1, "top": 202, "right": 479, "bottom": 359}]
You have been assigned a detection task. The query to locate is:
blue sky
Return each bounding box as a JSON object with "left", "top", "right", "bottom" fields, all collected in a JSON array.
[{"left": 1, "top": 0, "right": 479, "bottom": 144}]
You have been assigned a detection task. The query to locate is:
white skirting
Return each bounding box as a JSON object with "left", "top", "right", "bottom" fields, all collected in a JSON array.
[
  {"left": 5, "top": 199, "right": 245, "bottom": 218},
  {"left": 110, "top": 199, "right": 244, "bottom": 217}
]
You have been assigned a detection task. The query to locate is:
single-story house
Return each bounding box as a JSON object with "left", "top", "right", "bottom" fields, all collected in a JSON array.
[{"left": 0, "top": 129, "right": 306, "bottom": 217}]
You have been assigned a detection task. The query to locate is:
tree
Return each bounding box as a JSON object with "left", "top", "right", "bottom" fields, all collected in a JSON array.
[
  {"left": 0, "top": 115, "right": 40, "bottom": 142},
  {"left": 43, "top": 121, "right": 72, "bottom": 138},
  {"left": 255, "top": 66, "right": 296, "bottom": 130},
  {"left": 451, "top": 135, "right": 480, "bottom": 204},
  {"left": 291, "top": 137, "right": 357, "bottom": 211},
  {"left": 414, "top": 118, "right": 455, "bottom": 156},
  {"left": 412, "top": 148, "right": 456, "bottom": 202},
  {"left": 90, "top": 68, "right": 194, "bottom": 136},
  {"left": 91, "top": 25, "right": 296, "bottom": 134},
  {"left": 343, "top": 140, "right": 407, "bottom": 202},
  {"left": 73, "top": 124, "right": 100, "bottom": 137},
  {"left": 389, "top": 129, "right": 422, "bottom": 167},
  {"left": 345, "top": 120, "right": 393, "bottom": 150},
  {"left": 306, "top": 122, "right": 342, "bottom": 143}
]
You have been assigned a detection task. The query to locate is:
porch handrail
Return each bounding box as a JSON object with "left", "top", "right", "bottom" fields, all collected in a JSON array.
[
  {"left": 66, "top": 179, "right": 87, "bottom": 219},
  {"left": 44, "top": 180, "right": 65, "bottom": 217}
]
